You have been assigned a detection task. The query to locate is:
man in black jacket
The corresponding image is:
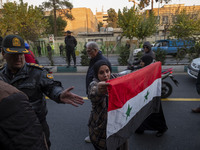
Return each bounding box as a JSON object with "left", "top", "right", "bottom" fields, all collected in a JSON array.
[
  {"left": 64, "top": 30, "right": 77, "bottom": 68},
  {"left": 0, "top": 35, "right": 84, "bottom": 149},
  {"left": 0, "top": 76, "right": 48, "bottom": 150},
  {"left": 85, "top": 41, "right": 111, "bottom": 95}
]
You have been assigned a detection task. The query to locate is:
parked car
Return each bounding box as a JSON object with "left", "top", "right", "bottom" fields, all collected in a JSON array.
[
  {"left": 152, "top": 39, "right": 195, "bottom": 56},
  {"left": 187, "top": 57, "right": 200, "bottom": 79},
  {"left": 133, "top": 48, "right": 143, "bottom": 56}
]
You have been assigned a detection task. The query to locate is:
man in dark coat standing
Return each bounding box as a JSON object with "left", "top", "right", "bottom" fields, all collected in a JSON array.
[
  {"left": 47, "top": 44, "right": 54, "bottom": 66},
  {"left": 64, "top": 30, "right": 77, "bottom": 68}
]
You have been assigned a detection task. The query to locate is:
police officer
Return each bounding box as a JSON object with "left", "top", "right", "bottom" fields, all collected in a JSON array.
[
  {"left": 64, "top": 30, "right": 77, "bottom": 68},
  {"left": 0, "top": 35, "right": 84, "bottom": 149},
  {"left": 47, "top": 43, "right": 54, "bottom": 66}
]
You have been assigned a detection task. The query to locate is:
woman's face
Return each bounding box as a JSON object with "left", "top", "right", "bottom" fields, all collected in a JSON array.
[
  {"left": 98, "top": 65, "right": 111, "bottom": 81},
  {"left": 140, "top": 60, "right": 145, "bottom": 67}
]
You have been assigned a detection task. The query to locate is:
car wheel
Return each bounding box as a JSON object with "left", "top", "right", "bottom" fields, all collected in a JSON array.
[
  {"left": 177, "top": 49, "right": 186, "bottom": 57},
  {"left": 161, "top": 81, "right": 172, "bottom": 98}
]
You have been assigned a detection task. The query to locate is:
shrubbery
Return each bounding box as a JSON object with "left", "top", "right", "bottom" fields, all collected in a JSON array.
[{"left": 118, "top": 45, "right": 130, "bottom": 65}]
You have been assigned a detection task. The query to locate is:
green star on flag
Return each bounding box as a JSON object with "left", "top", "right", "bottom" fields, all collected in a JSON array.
[
  {"left": 126, "top": 104, "right": 132, "bottom": 120},
  {"left": 144, "top": 90, "right": 149, "bottom": 101}
]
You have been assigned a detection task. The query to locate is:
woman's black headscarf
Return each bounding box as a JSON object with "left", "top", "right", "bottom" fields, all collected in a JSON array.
[
  {"left": 141, "top": 55, "right": 153, "bottom": 66},
  {"left": 93, "top": 60, "right": 112, "bottom": 79}
]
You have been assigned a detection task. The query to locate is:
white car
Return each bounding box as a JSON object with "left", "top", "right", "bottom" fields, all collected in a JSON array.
[
  {"left": 187, "top": 58, "right": 200, "bottom": 79},
  {"left": 133, "top": 48, "right": 143, "bottom": 56}
]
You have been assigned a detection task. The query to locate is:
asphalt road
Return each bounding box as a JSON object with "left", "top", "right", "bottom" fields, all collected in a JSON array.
[{"left": 46, "top": 73, "right": 200, "bottom": 150}]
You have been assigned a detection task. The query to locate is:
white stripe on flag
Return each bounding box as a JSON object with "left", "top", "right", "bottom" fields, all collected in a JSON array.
[{"left": 107, "top": 78, "right": 161, "bottom": 138}]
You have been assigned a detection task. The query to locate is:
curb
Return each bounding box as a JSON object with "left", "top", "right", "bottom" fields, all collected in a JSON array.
[{"left": 45, "top": 65, "right": 189, "bottom": 73}]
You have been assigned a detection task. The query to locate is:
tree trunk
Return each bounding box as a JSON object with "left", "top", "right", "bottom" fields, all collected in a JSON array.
[
  {"left": 53, "top": 0, "right": 57, "bottom": 37},
  {"left": 151, "top": 0, "right": 154, "bottom": 10}
]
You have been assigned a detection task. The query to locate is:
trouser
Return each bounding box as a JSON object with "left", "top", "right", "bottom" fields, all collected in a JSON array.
[
  {"left": 66, "top": 50, "right": 76, "bottom": 66},
  {"left": 48, "top": 52, "right": 54, "bottom": 66},
  {"left": 41, "top": 119, "right": 51, "bottom": 149}
]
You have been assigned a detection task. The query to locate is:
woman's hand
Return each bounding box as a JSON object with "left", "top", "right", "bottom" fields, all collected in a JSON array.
[{"left": 97, "top": 81, "right": 110, "bottom": 95}]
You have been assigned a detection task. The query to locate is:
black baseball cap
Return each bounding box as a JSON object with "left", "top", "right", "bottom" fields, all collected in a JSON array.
[
  {"left": 2, "top": 35, "right": 30, "bottom": 54},
  {"left": 66, "top": 30, "right": 72, "bottom": 33}
]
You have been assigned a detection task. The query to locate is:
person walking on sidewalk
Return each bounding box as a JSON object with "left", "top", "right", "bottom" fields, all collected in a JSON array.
[
  {"left": 59, "top": 44, "right": 64, "bottom": 56},
  {"left": 37, "top": 45, "right": 42, "bottom": 57},
  {"left": 0, "top": 35, "right": 84, "bottom": 149},
  {"left": 84, "top": 41, "right": 111, "bottom": 143},
  {"left": 64, "top": 30, "right": 77, "bottom": 68},
  {"left": 47, "top": 44, "right": 54, "bottom": 66}
]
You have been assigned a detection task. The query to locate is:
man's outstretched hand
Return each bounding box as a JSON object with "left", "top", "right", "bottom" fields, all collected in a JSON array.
[{"left": 60, "top": 87, "right": 84, "bottom": 107}]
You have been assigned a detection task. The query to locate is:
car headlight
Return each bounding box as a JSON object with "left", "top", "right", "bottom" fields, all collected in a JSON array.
[
  {"left": 191, "top": 62, "right": 200, "bottom": 69},
  {"left": 192, "top": 62, "right": 197, "bottom": 68}
]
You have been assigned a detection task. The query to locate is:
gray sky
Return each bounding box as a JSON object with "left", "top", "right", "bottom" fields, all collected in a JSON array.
[{"left": 10, "top": 0, "right": 200, "bottom": 14}]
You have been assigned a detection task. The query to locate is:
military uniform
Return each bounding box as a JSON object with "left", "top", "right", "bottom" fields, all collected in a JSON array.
[
  {"left": 0, "top": 63, "right": 64, "bottom": 147},
  {"left": 1, "top": 34, "right": 84, "bottom": 149}
]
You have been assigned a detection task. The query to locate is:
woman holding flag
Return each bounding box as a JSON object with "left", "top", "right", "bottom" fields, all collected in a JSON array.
[{"left": 87, "top": 60, "right": 128, "bottom": 150}]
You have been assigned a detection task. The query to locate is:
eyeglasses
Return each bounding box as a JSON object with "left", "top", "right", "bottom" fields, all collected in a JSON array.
[
  {"left": 86, "top": 49, "right": 94, "bottom": 53},
  {"left": 143, "top": 46, "right": 148, "bottom": 49}
]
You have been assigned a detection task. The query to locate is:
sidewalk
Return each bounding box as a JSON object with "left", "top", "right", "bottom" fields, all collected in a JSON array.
[{"left": 36, "top": 55, "right": 189, "bottom": 73}]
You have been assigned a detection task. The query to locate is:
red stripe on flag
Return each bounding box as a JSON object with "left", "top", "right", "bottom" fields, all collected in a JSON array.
[{"left": 107, "top": 62, "right": 161, "bottom": 112}]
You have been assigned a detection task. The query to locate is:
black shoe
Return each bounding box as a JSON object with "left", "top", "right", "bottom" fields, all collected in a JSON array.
[
  {"left": 192, "top": 107, "right": 200, "bottom": 113},
  {"left": 66, "top": 65, "right": 70, "bottom": 68},
  {"left": 74, "top": 65, "right": 77, "bottom": 68}
]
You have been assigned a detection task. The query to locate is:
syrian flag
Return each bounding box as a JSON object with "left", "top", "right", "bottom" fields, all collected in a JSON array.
[{"left": 106, "top": 62, "right": 162, "bottom": 150}]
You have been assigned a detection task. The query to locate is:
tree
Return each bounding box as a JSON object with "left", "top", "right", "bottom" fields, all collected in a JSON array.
[
  {"left": 135, "top": 11, "right": 157, "bottom": 42},
  {"left": 118, "top": 7, "right": 139, "bottom": 49},
  {"left": 41, "top": 0, "right": 73, "bottom": 37},
  {"left": 138, "top": 0, "right": 171, "bottom": 10},
  {"left": 169, "top": 9, "right": 200, "bottom": 39},
  {"left": 98, "top": 22, "right": 104, "bottom": 32},
  {"left": 107, "top": 8, "right": 118, "bottom": 28},
  {"left": 0, "top": 0, "right": 48, "bottom": 42},
  {"left": 45, "top": 15, "right": 67, "bottom": 36}
]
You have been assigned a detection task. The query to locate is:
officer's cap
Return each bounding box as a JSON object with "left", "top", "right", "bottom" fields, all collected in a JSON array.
[
  {"left": 2, "top": 35, "right": 30, "bottom": 54},
  {"left": 66, "top": 30, "right": 72, "bottom": 34}
]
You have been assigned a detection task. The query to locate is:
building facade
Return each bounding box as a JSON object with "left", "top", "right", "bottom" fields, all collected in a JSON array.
[
  {"left": 61, "top": 8, "right": 98, "bottom": 35},
  {"left": 95, "top": 11, "right": 108, "bottom": 27},
  {"left": 148, "top": 4, "right": 200, "bottom": 39}
]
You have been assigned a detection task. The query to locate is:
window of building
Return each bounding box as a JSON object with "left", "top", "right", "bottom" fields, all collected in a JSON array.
[
  {"left": 156, "top": 16, "right": 160, "bottom": 24},
  {"left": 162, "top": 16, "right": 168, "bottom": 24},
  {"left": 172, "top": 15, "right": 177, "bottom": 23}
]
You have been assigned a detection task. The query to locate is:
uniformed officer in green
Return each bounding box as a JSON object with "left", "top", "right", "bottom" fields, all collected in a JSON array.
[{"left": 0, "top": 35, "right": 84, "bottom": 149}]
